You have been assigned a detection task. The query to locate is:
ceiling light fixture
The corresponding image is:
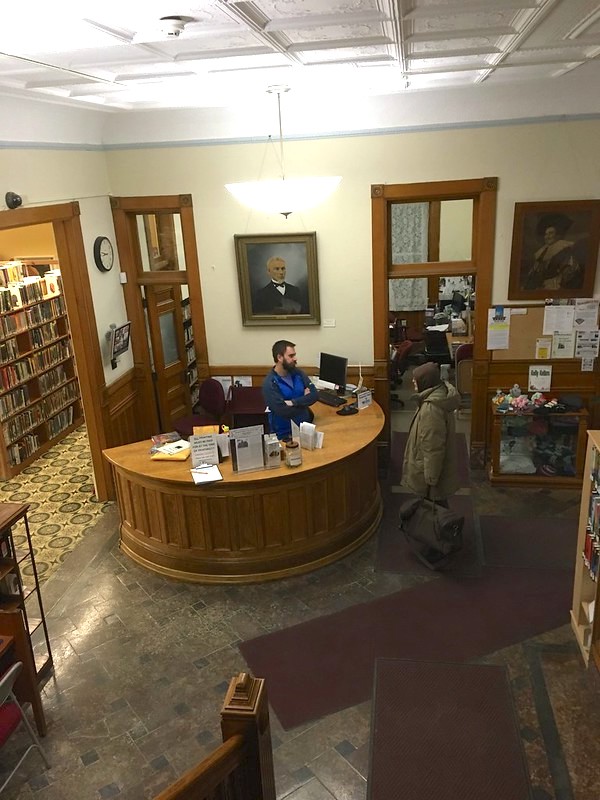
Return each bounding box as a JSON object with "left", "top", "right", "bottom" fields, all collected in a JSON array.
[{"left": 226, "top": 86, "right": 341, "bottom": 218}]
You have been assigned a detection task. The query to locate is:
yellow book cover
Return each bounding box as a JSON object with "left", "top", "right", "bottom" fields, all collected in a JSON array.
[
  {"left": 150, "top": 449, "right": 191, "bottom": 461},
  {"left": 193, "top": 425, "right": 220, "bottom": 435}
]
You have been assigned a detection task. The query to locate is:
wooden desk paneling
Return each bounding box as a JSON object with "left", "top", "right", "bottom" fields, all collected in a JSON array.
[{"left": 104, "top": 403, "right": 385, "bottom": 584}]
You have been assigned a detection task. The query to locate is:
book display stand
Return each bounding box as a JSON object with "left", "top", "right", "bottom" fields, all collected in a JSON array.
[{"left": 571, "top": 430, "right": 600, "bottom": 670}]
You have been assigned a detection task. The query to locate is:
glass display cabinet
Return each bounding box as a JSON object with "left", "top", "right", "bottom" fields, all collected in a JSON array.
[{"left": 490, "top": 406, "right": 588, "bottom": 486}]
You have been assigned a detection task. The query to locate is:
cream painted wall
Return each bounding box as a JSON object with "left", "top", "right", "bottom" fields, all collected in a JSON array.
[
  {"left": 105, "top": 119, "right": 600, "bottom": 369},
  {"left": 0, "top": 223, "right": 56, "bottom": 260},
  {"left": 0, "top": 149, "right": 130, "bottom": 382}
]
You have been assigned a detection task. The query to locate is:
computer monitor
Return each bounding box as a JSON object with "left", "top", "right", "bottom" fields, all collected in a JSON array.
[{"left": 319, "top": 352, "right": 348, "bottom": 395}]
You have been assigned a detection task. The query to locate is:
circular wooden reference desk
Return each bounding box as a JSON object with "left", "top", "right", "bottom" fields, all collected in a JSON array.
[{"left": 104, "top": 402, "right": 384, "bottom": 583}]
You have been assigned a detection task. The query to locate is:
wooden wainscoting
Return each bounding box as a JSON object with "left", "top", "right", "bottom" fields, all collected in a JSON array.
[{"left": 101, "top": 368, "right": 151, "bottom": 497}]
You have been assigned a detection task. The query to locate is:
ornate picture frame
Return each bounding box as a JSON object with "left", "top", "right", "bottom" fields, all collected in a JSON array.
[
  {"left": 234, "top": 232, "right": 320, "bottom": 326},
  {"left": 508, "top": 200, "right": 600, "bottom": 300}
]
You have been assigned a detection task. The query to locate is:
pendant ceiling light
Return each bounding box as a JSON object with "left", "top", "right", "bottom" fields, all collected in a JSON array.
[{"left": 226, "top": 86, "right": 341, "bottom": 218}]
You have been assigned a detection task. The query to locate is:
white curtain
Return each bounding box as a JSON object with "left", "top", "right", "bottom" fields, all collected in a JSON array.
[{"left": 389, "top": 203, "right": 429, "bottom": 311}]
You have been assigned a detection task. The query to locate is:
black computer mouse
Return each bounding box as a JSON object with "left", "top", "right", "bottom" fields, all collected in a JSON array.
[{"left": 337, "top": 405, "right": 359, "bottom": 415}]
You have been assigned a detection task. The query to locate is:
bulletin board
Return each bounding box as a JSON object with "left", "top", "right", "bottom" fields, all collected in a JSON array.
[{"left": 491, "top": 306, "right": 546, "bottom": 360}]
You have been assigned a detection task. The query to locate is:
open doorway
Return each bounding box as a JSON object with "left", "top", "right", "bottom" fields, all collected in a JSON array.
[
  {"left": 371, "top": 178, "right": 497, "bottom": 467},
  {"left": 389, "top": 274, "right": 474, "bottom": 445},
  {"left": 0, "top": 222, "right": 86, "bottom": 477}
]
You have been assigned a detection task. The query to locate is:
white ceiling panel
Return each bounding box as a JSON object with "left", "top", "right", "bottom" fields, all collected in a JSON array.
[{"left": 0, "top": 0, "right": 597, "bottom": 124}]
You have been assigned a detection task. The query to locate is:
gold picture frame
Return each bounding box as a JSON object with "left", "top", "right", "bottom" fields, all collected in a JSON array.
[
  {"left": 234, "top": 232, "right": 320, "bottom": 326},
  {"left": 508, "top": 200, "right": 600, "bottom": 300}
]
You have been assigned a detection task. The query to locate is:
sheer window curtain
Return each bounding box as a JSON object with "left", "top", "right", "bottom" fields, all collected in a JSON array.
[{"left": 389, "top": 203, "right": 428, "bottom": 312}]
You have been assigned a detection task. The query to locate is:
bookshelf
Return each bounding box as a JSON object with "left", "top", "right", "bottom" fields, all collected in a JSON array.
[
  {"left": 0, "top": 260, "right": 82, "bottom": 479},
  {"left": 0, "top": 502, "right": 53, "bottom": 683},
  {"left": 182, "top": 297, "right": 199, "bottom": 409},
  {"left": 570, "top": 429, "right": 600, "bottom": 670}
]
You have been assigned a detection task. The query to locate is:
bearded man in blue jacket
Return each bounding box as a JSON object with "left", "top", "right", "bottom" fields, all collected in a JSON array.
[{"left": 262, "top": 340, "right": 318, "bottom": 440}]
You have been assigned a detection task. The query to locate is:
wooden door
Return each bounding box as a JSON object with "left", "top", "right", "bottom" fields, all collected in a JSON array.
[{"left": 145, "top": 284, "right": 191, "bottom": 430}]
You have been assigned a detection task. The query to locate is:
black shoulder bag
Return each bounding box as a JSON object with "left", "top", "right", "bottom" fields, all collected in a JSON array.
[{"left": 398, "top": 490, "right": 464, "bottom": 570}]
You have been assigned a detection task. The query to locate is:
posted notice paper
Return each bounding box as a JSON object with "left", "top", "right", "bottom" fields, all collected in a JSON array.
[
  {"left": 535, "top": 338, "right": 552, "bottom": 359},
  {"left": 575, "top": 330, "right": 600, "bottom": 359},
  {"left": 573, "top": 299, "right": 600, "bottom": 332},
  {"left": 551, "top": 332, "right": 576, "bottom": 359},
  {"left": 487, "top": 306, "right": 510, "bottom": 350},
  {"left": 542, "top": 305, "right": 575, "bottom": 335},
  {"left": 528, "top": 365, "right": 552, "bottom": 393}
]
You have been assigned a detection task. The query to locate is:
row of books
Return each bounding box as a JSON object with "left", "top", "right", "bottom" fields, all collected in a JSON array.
[
  {"left": 588, "top": 490, "right": 600, "bottom": 537},
  {"left": 582, "top": 527, "right": 599, "bottom": 582},
  {"left": 0, "top": 281, "right": 45, "bottom": 312},
  {"left": 0, "top": 338, "right": 19, "bottom": 365},
  {"left": 0, "top": 271, "right": 62, "bottom": 312},
  {"left": 48, "top": 405, "right": 74, "bottom": 438},
  {"left": 0, "top": 296, "right": 65, "bottom": 338},
  {"left": 1, "top": 381, "right": 78, "bottom": 441},
  {"left": 591, "top": 445, "right": 600, "bottom": 487},
  {"left": 0, "top": 341, "right": 71, "bottom": 392},
  {"left": 7, "top": 433, "right": 39, "bottom": 466},
  {"left": 0, "top": 385, "right": 30, "bottom": 421},
  {"left": 0, "top": 320, "right": 62, "bottom": 365},
  {"left": 30, "top": 321, "right": 59, "bottom": 349},
  {"left": 38, "top": 364, "right": 68, "bottom": 395}
]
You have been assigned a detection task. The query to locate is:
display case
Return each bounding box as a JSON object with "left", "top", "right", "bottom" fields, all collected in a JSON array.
[
  {"left": 570, "top": 430, "right": 600, "bottom": 670},
  {"left": 490, "top": 406, "right": 588, "bottom": 486}
]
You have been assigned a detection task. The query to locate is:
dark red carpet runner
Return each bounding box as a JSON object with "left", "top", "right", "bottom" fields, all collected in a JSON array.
[{"left": 239, "top": 566, "right": 571, "bottom": 729}]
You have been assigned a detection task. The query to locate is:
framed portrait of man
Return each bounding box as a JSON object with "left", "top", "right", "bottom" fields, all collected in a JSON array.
[
  {"left": 234, "top": 232, "right": 320, "bottom": 326},
  {"left": 507, "top": 200, "right": 600, "bottom": 300}
]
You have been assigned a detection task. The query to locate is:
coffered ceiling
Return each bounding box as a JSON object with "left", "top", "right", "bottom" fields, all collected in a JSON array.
[{"left": 0, "top": 0, "right": 598, "bottom": 113}]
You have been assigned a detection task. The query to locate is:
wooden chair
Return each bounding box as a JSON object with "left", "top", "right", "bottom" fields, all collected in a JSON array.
[{"left": 454, "top": 343, "right": 473, "bottom": 416}]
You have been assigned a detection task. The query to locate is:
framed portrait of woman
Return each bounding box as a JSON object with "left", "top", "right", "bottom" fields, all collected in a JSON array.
[{"left": 507, "top": 200, "right": 600, "bottom": 300}]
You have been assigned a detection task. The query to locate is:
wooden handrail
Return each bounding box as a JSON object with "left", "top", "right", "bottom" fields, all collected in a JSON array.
[
  {"left": 154, "top": 735, "right": 247, "bottom": 800},
  {"left": 154, "top": 673, "right": 276, "bottom": 800}
]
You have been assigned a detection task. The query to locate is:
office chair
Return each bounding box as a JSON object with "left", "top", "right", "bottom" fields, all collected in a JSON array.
[
  {"left": 173, "top": 378, "right": 227, "bottom": 438},
  {"left": 454, "top": 343, "right": 473, "bottom": 416},
  {"left": 390, "top": 340, "right": 414, "bottom": 408},
  {"left": 0, "top": 662, "right": 50, "bottom": 793},
  {"left": 423, "top": 330, "right": 452, "bottom": 366}
]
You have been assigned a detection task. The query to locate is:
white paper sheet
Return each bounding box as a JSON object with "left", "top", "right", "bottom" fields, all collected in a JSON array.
[
  {"left": 573, "top": 298, "right": 599, "bottom": 332},
  {"left": 575, "top": 330, "right": 600, "bottom": 358},
  {"left": 528, "top": 365, "right": 552, "bottom": 392},
  {"left": 487, "top": 307, "right": 510, "bottom": 350},
  {"left": 551, "top": 332, "right": 575, "bottom": 359},
  {"left": 542, "top": 305, "right": 575, "bottom": 335}
]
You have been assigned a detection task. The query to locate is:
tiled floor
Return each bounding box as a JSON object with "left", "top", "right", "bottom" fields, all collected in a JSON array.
[{"left": 2, "top": 446, "right": 600, "bottom": 798}]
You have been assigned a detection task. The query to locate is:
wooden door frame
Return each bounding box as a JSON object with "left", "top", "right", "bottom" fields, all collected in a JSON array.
[
  {"left": 110, "top": 194, "right": 209, "bottom": 434},
  {"left": 0, "top": 203, "right": 110, "bottom": 499},
  {"left": 371, "top": 177, "right": 498, "bottom": 465}
]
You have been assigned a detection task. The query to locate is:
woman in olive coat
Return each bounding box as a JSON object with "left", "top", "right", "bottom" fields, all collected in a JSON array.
[{"left": 401, "top": 361, "right": 461, "bottom": 504}]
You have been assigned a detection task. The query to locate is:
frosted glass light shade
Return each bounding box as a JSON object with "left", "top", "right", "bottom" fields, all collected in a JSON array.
[{"left": 225, "top": 176, "right": 341, "bottom": 216}]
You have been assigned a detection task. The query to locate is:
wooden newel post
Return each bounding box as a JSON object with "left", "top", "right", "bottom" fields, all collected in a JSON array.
[{"left": 221, "top": 673, "right": 276, "bottom": 800}]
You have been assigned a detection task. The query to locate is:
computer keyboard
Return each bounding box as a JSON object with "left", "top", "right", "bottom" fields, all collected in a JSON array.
[{"left": 317, "top": 390, "right": 346, "bottom": 407}]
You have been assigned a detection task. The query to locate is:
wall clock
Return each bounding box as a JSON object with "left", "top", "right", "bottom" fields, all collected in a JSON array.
[{"left": 93, "top": 236, "right": 114, "bottom": 272}]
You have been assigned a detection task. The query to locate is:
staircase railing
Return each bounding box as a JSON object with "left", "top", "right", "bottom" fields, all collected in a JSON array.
[{"left": 154, "top": 672, "right": 276, "bottom": 800}]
